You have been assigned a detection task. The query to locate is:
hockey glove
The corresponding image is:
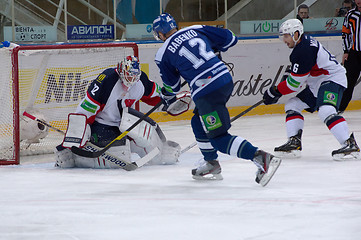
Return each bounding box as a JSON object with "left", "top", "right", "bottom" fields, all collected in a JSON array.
[
  {"left": 160, "top": 87, "right": 177, "bottom": 111},
  {"left": 263, "top": 86, "right": 282, "bottom": 105},
  {"left": 166, "top": 91, "right": 192, "bottom": 116}
]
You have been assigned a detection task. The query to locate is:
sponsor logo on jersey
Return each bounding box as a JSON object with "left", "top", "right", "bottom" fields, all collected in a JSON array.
[
  {"left": 287, "top": 75, "right": 301, "bottom": 88},
  {"left": 96, "top": 74, "right": 106, "bottom": 83},
  {"left": 323, "top": 91, "right": 338, "bottom": 106},
  {"left": 202, "top": 111, "right": 222, "bottom": 131},
  {"left": 80, "top": 99, "right": 98, "bottom": 113},
  {"left": 195, "top": 77, "right": 212, "bottom": 87}
]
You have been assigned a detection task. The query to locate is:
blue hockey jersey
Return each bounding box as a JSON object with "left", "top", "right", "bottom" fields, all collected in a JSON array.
[{"left": 154, "top": 25, "right": 237, "bottom": 100}]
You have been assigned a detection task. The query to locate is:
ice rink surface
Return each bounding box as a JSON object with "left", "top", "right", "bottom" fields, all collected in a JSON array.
[{"left": 1, "top": 110, "right": 361, "bottom": 240}]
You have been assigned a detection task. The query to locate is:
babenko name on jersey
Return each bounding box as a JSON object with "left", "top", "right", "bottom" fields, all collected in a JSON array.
[{"left": 167, "top": 30, "right": 198, "bottom": 53}]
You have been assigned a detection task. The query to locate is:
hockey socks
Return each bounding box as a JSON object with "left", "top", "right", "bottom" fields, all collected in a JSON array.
[
  {"left": 285, "top": 110, "right": 304, "bottom": 138},
  {"left": 325, "top": 115, "right": 349, "bottom": 145},
  {"left": 210, "top": 135, "right": 257, "bottom": 160}
]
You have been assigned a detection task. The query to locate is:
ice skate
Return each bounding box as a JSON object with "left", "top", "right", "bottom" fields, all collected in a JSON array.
[
  {"left": 253, "top": 150, "right": 281, "bottom": 187},
  {"left": 274, "top": 129, "right": 302, "bottom": 158},
  {"left": 332, "top": 133, "right": 361, "bottom": 161},
  {"left": 192, "top": 160, "right": 223, "bottom": 180}
]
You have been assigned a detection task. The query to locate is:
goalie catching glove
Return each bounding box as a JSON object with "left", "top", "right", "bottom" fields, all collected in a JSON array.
[{"left": 160, "top": 87, "right": 192, "bottom": 116}]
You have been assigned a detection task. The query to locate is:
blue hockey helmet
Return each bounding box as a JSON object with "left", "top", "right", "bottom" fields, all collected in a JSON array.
[
  {"left": 117, "top": 56, "right": 141, "bottom": 88},
  {"left": 152, "top": 13, "right": 178, "bottom": 40}
]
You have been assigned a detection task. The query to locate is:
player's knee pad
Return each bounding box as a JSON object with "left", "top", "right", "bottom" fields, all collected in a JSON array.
[
  {"left": 54, "top": 145, "right": 75, "bottom": 168},
  {"left": 285, "top": 97, "right": 309, "bottom": 113},
  {"left": 318, "top": 105, "right": 337, "bottom": 123}
]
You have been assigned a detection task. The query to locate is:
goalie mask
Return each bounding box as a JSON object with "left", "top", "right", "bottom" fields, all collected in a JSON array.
[
  {"left": 117, "top": 56, "right": 141, "bottom": 88},
  {"left": 279, "top": 19, "right": 304, "bottom": 45},
  {"left": 152, "top": 13, "right": 178, "bottom": 41}
]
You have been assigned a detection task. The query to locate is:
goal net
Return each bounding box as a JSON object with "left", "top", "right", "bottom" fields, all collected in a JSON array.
[{"left": 0, "top": 42, "right": 138, "bottom": 165}]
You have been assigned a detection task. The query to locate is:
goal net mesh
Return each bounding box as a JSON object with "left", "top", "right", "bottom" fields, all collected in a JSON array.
[{"left": 0, "top": 43, "right": 137, "bottom": 165}]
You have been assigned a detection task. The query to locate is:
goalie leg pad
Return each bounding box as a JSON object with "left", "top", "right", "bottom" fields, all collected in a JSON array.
[
  {"left": 160, "top": 140, "right": 181, "bottom": 164},
  {"left": 73, "top": 140, "right": 136, "bottom": 170},
  {"left": 62, "top": 113, "right": 91, "bottom": 148},
  {"left": 120, "top": 108, "right": 160, "bottom": 148},
  {"left": 145, "top": 140, "right": 181, "bottom": 165},
  {"left": 103, "top": 139, "right": 132, "bottom": 168},
  {"left": 120, "top": 108, "right": 181, "bottom": 165},
  {"left": 54, "top": 145, "right": 75, "bottom": 168}
]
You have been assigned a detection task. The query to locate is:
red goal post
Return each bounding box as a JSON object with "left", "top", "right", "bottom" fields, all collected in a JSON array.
[{"left": 0, "top": 42, "right": 138, "bottom": 165}]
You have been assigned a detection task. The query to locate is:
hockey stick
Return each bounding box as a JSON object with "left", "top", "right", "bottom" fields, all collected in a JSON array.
[
  {"left": 180, "top": 99, "right": 264, "bottom": 154},
  {"left": 22, "top": 111, "right": 150, "bottom": 170},
  {"left": 71, "top": 81, "right": 188, "bottom": 158}
]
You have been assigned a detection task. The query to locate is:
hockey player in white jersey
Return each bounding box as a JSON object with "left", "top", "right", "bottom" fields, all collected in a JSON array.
[
  {"left": 54, "top": 56, "right": 184, "bottom": 169},
  {"left": 263, "top": 19, "right": 360, "bottom": 161},
  {"left": 152, "top": 13, "right": 281, "bottom": 186}
]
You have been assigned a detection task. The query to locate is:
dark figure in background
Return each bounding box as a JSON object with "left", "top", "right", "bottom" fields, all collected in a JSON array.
[
  {"left": 296, "top": 4, "right": 310, "bottom": 23},
  {"left": 335, "top": 0, "right": 354, "bottom": 17},
  {"left": 340, "top": 0, "right": 361, "bottom": 112}
]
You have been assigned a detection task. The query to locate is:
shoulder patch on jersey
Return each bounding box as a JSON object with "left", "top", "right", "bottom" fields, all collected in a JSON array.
[{"left": 80, "top": 99, "right": 98, "bottom": 113}]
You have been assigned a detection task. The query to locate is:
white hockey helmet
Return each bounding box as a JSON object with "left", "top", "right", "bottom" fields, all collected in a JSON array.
[
  {"left": 279, "top": 19, "right": 304, "bottom": 43},
  {"left": 117, "top": 56, "right": 141, "bottom": 88}
]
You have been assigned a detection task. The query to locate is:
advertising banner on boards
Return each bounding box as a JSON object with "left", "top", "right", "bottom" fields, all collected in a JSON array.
[
  {"left": 138, "top": 37, "right": 359, "bottom": 110},
  {"left": 4, "top": 26, "right": 57, "bottom": 42},
  {"left": 67, "top": 25, "right": 114, "bottom": 40}
]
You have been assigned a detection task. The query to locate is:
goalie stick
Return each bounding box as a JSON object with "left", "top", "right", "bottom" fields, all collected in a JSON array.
[
  {"left": 180, "top": 99, "right": 265, "bottom": 154},
  {"left": 22, "top": 111, "right": 150, "bottom": 170},
  {"left": 71, "top": 81, "right": 188, "bottom": 158}
]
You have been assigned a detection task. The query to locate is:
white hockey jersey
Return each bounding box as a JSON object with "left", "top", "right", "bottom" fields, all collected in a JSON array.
[
  {"left": 278, "top": 35, "right": 347, "bottom": 96},
  {"left": 76, "top": 68, "right": 160, "bottom": 127}
]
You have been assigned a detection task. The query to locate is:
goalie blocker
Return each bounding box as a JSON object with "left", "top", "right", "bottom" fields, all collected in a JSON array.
[{"left": 55, "top": 108, "right": 181, "bottom": 169}]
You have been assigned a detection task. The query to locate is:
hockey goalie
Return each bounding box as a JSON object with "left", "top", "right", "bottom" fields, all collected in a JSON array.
[{"left": 54, "top": 55, "right": 191, "bottom": 170}]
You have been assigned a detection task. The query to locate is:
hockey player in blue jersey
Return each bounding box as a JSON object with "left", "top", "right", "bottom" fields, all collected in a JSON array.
[
  {"left": 54, "top": 56, "right": 182, "bottom": 169},
  {"left": 263, "top": 19, "right": 360, "bottom": 161},
  {"left": 152, "top": 13, "right": 281, "bottom": 186}
]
